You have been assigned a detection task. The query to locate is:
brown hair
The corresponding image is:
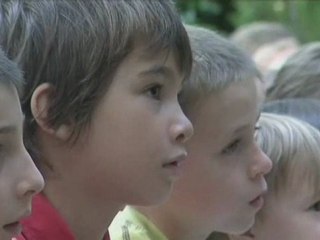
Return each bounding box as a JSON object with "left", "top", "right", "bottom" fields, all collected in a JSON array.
[{"left": 0, "top": 0, "right": 192, "bottom": 158}]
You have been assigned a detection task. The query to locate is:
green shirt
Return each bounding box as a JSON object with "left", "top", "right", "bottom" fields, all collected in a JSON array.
[{"left": 109, "top": 206, "right": 168, "bottom": 240}]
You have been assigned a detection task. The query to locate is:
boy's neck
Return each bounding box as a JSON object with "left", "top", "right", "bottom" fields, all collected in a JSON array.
[{"left": 37, "top": 132, "right": 122, "bottom": 240}]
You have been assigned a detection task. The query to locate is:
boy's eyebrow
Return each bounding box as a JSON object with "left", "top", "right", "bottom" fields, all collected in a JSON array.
[
  {"left": 233, "top": 124, "right": 250, "bottom": 135},
  {"left": 232, "top": 112, "right": 262, "bottom": 135},
  {"left": 139, "top": 65, "right": 174, "bottom": 81}
]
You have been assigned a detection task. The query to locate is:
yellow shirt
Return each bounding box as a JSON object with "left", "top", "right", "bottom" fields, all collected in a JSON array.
[{"left": 109, "top": 206, "right": 168, "bottom": 240}]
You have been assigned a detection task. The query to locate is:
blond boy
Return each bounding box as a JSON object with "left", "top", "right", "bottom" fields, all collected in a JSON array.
[{"left": 227, "top": 113, "right": 320, "bottom": 240}]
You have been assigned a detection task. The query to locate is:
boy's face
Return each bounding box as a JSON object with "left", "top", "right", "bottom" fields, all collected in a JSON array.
[
  {"left": 246, "top": 181, "right": 320, "bottom": 240},
  {"left": 0, "top": 84, "right": 44, "bottom": 239},
  {"left": 69, "top": 47, "right": 193, "bottom": 206},
  {"left": 168, "top": 78, "right": 272, "bottom": 236}
]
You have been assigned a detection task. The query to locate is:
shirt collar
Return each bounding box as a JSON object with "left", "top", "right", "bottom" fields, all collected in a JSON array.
[{"left": 16, "top": 194, "right": 109, "bottom": 240}]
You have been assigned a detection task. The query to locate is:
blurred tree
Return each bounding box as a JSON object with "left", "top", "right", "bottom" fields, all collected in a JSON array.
[
  {"left": 176, "top": 0, "right": 320, "bottom": 42},
  {"left": 176, "top": 0, "right": 236, "bottom": 34}
]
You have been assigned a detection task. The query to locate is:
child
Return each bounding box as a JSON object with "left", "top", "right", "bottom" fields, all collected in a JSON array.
[
  {"left": 226, "top": 113, "right": 320, "bottom": 240},
  {"left": 230, "top": 21, "right": 299, "bottom": 91},
  {"left": 109, "top": 25, "right": 272, "bottom": 240},
  {"left": 0, "top": 1, "right": 193, "bottom": 239},
  {"left": 267, "top": 42, "right": 320, "bottom": 101},
  {"left": 0, "top": 48, "right": 44, "bottom": 240}
]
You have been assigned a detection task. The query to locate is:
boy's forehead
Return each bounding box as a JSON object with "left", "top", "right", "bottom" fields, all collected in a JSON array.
[
  {"left": 132, "top": 47, "right": 182, "bottom": 76},
  {"left": 136, "top": 47, "right": 177, "bottom": 68}
]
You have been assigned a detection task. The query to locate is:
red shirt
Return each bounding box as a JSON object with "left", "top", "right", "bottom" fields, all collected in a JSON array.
[{"left": 15, "top": 194, "right": 110, "bottom": 240}]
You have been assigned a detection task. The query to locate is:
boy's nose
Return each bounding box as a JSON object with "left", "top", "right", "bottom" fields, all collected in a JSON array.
[
  {"left": 17, "top": 151, "right": 45, "bottom": 198},
  {"left": 170, "top": 107, "right": 194, "bottom": 144},
  {"left": 248, "top": 146, "right": 273, "bottom": 179}
]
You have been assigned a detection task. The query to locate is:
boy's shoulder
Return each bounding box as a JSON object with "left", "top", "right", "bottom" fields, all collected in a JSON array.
[
  {"left": 109, "top": 206, "right": 167, "bottom": 240},
  {"left": 19, "top": 194, "right": 75, "bottom": 240},
  {"left": 17, "top": 194, "right": 110, "bottom": 240}
]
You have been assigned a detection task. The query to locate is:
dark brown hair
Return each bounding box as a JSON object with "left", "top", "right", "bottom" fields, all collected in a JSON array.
[{"left": 0, "top": 0, "right": 192, "bottom": 159}]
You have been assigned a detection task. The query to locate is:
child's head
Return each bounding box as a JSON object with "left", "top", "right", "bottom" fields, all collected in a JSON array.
[
  {"left": 230, "top": 22, "right": 299, "bottom": 90},
  {"left": 230, "top": 21, "right": 298, "bottom": 56},
  {"left": 0, "top": 0, "right": 192, "bottom": 149},
  {"left": 263, "top": 98, "right": 320, "bottom": 131},
  {"left": 0, "top": 48, "right": 44, "bottom": 239},
  {"left": 0, "top": 0, "right": 193, "bottom": 207},
  {"left": 179, "top": 25, "right": 263, "bottom": 113},
  {"left": 230, "top": 113, "right": 320, "bottom": 240},
  {"left": 138, "top": 25, "right": 272, "bottom": 239},
  {"left": 267, "top": 42, "right": 320, "bottom": 101}
]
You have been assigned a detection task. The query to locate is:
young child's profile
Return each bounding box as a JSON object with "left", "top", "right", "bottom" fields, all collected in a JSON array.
[
  {"left": 226, "top": 113, "right": 320, "bottom": 240},
  {"left": 0, "top": 1, "right": 193, "bottom": 239},
  {"left": 0, "top": 48, "right": 44, "bottom": 240}
]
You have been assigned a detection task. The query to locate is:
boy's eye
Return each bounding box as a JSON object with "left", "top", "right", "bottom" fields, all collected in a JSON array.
[
  {"left": 254, "top": 125, "right": 261, "bottom": 132},
  {"left": 222, "top": 139, "right": 241, "bottom": 155},
  {"left": 254, "top": 125, "right": 261, "bottom": 139},
  {"left": 309, "top": 201, "right": 320, "bottom": 211},
  {"left": 146, "top": 84, "right": 162, "bottom": 100}
]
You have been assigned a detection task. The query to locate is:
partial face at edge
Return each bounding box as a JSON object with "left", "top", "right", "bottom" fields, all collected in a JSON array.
[
  {"left": 245, "top": 178, "right": 320, "bottom": 240},
  {"left": 0, "top": 84, "right": 44, "bottom": 239}
]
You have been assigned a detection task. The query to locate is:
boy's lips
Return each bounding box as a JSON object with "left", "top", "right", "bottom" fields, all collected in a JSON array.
[
  {"left": 249, "top": 188, "right": 267, "bottom": 209},
  {"left": 242, "top": 229, "right": 254, "bottom": 238},
  {"left": 162, "top": 152, "right": 187, "bottom": 178},
  {"left": 163, "top": 152, "right": 187, "bottom": 167},
  {"left": 249, "top": 195, "right": 264, "bottom": 209},
  {"left": 3, "top": 221, "right": 22, "bottom": 236},
  {"left": 3, "top": 210, "right": 31, "bottom": 236}
]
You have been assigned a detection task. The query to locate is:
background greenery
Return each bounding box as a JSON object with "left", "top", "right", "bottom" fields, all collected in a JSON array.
[{"left": 176, "top": 0, "right": 320, "bottom": 43}]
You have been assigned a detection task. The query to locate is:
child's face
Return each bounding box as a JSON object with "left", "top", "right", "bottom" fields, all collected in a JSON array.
[
  {"left": 169, "top": 78, "right": 272, "bottom": 236},
  {"left": 0, "top": 84, "right": 44, "bottom": 239},
  {"left": 247, "top": 181, "right": 320, "bottom": 240},
  {"left": 69, "top": 47, "right": 193, "bottom": 206}
]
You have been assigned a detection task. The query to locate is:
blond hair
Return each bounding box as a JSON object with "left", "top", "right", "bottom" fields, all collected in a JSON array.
[
  {"left": 207, "top": 112, "right": 320, "bottom": 240},
  {"left": 257, "top": 113, "right": 320, "bottom": 197},
  {"left": 179, "top": 25, "right": 260, "bottom": 112}
]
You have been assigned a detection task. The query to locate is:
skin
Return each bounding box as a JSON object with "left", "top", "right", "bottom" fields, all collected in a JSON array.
[
  {"left": 0, "top": 83, "right": 44, "bottom": 240},
  {"left": 138, "top": 78, "right": 272, "bottom": 240},
  {"left": 31, "top": 47, "right": 193, "bottom": 240},
  {"left": 230, "top": 180, "right": 320, "bottom": 240}
]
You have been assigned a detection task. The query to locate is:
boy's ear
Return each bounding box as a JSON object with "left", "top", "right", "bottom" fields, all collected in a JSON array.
[{"left": 31, "top": 83, "right": 72, "bottom": 141}]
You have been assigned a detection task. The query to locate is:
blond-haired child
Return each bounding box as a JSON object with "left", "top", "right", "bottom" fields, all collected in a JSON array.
[
  {"left": 226, "top": 113, "right": 320, "bottom": 240},
  {"left": 0, "top": 1, "right": 193, "bottom": 239},
  {"left": 0, "top": 48, "right": 44, "bottom": 240},
  {"left": 109, "top": 25, "right": 272, "bottom": 240}
]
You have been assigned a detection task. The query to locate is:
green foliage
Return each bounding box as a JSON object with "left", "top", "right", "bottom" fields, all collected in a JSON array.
[
  {"left": 176, "top": 0, "right": 320, "bottom": 42},
  {"left": 176, "top": 0, "right": 236, "bottom": 34}
]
